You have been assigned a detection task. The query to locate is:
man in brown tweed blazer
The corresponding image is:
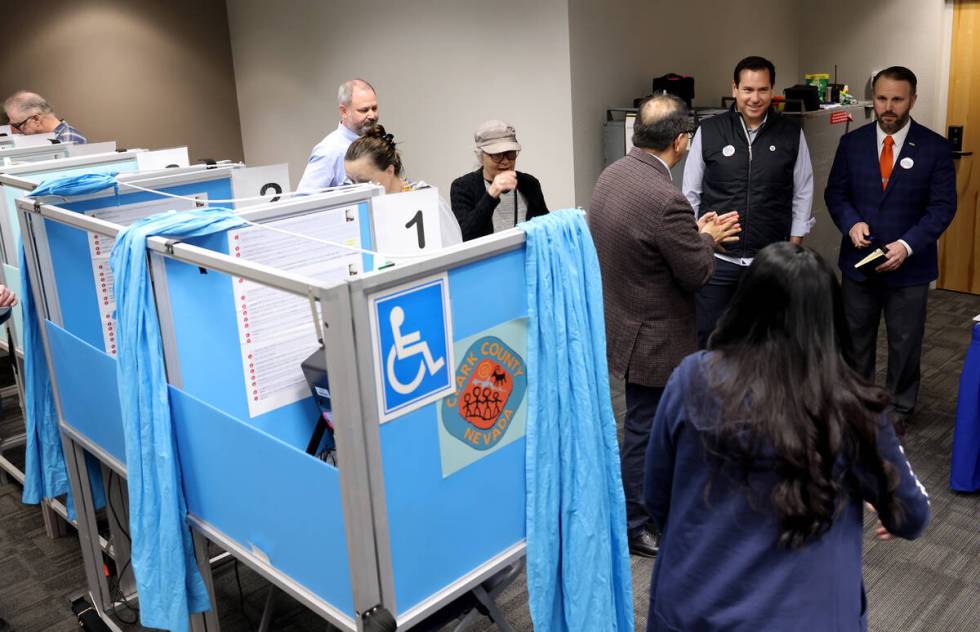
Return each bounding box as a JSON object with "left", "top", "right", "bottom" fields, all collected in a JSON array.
[{"left": 589, "top": 94, "right": 740, "bottom": 558}]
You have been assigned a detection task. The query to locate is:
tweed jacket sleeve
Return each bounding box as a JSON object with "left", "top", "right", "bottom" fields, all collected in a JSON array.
[{"left": 656, "top": 190, "right": 717, "bottom": 293}]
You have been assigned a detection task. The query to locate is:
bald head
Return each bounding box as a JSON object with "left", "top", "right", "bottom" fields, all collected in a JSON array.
[
  {"left": 633, "top": 94, "right": 689, "bottom": 151},
  {"left": 337, "top": 78, "right": 379, "bottom": 134},
  {"left": 4, "top": 90, "right": 61, "bottom": 134}
]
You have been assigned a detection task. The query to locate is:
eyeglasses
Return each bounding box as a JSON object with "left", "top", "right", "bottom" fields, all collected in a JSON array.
[
  {"left": 486, "top": 150, "right": 518, "bottom": 162},
  {"left": 9, "top": 113, "right": 37, "bottom": 131}
]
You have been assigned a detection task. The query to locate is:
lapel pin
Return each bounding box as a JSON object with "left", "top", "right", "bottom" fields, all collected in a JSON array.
[
  {"left": 900, "top": 157, "right": 914, "bottom": 169},
  {"left": 722, "top": 145, "right": 735, "bottom": 157},
  {"left": 769, "top": 145, "right": 776, "bottom": 151}
]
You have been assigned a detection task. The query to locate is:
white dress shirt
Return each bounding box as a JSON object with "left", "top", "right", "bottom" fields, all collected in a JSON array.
[{"left": 877, "top": 119, "right": 914, "bottom": 255}]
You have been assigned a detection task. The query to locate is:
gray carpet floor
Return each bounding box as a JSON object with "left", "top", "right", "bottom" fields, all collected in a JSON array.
[{"left": 1, "top": 288, "right": 978, "bottom": 631}]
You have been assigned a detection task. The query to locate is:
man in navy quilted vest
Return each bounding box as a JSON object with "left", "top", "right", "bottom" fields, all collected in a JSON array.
[{"left": 682, "top": 56, "right": 814, "bottom": 348}]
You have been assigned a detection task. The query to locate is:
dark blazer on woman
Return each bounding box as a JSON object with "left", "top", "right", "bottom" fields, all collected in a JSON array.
[
  {"left": 449, "top": 169, "right": 548, "bottom": 241},
  {"left": 644, "top": 351, "right": 931, "bottom": 631}
]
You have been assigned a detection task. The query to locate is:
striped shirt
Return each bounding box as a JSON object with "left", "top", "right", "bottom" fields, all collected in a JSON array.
[{"left": 54, "top": 120, "right": 87, "bottom": 144}]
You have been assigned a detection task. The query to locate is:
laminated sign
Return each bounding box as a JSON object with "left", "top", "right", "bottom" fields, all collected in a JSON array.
[{"left": 437, "top": 318, "right": 528, "bottom": 477}]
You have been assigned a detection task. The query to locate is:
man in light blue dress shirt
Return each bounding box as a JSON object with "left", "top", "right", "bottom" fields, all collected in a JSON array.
[{"left": 296, "top": 78, "right": 379, "bottom": 193}]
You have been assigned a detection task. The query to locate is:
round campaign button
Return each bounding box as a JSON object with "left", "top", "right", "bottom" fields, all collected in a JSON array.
[
  {"left": 722, "top": 144, "right": 735, "bottom": 157},
  {"left": 769, "top": 145, "right": 776, "bottom": 152},
  {"left": 900, "top": 157, "right": 914, "bottom": 169}
]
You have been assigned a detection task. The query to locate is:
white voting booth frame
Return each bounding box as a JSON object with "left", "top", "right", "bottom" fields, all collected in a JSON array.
[
  {"left": 18, "top": 181, "right": 529, "bottom": 631},
  {"left": 0, "top": 141, "right": 121, "bottom": 167},
  {"left": 0, "top": 140, "right": 74, "bottom": 166},
  {"left": 0, "top": 132, "right": 57, "bottom": 149}
]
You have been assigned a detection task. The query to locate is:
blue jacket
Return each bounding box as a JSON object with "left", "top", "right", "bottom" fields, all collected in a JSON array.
[
  {"left": 644, "top": 352, "right": 930, "bottom": 632},
  {"left": 825, "top": 120, "right": 956, "bottom": 287}
]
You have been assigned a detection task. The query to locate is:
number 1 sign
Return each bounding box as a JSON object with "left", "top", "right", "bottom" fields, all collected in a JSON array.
[{"left": 371, "top": 187, "right": 442, "bottom": 258}]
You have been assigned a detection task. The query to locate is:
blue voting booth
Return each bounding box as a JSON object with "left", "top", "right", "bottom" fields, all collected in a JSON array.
[
  {"left": 16, "top": 164, "right": 293, "bottom": 625},
  {"left": 20, "top": 174, "right": 534, "bottom": 630},
  {"left": 0, "top": 149, "right": 144, "bottom": 541},
  {"left": 0, "top": 150, "right": 156, "bottom": 358}
]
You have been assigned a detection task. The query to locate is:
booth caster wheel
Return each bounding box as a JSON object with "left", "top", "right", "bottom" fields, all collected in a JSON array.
[{"left": 362, "top": 605, "right": 397, "bottom": 632}]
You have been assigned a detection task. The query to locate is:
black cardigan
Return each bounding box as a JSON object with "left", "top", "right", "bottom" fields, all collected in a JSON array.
[{"left": 449, "top": 169, "right": 549, "bottom": 241}]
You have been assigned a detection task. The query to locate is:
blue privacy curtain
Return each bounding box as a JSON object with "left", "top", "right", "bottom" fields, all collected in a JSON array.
[
  {"left": 18, "top": 246, "right": 69, "bottom": 505},
  {"left": 111, "top": 208, "right": 244, "bottom": 632},
  {"left": 21, "top": 178, "right": 117, "bottom": 514},
  {"left": 520, "top": 209, "right": 634, "bottom": 632},
  {"left": 951, "top": 323, "right": 980, "bottom": 492}
]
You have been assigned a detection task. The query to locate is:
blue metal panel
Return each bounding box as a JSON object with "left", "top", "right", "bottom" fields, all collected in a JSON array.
[
  {"left": 381, "top": 245, "right": 528, "bottom": 614},
  {"left": 45, "top": 179, "right": 235, "bottom": 349},
  {"left": 44, "top": 321, "right": 127, "bottom": 464},
  {"left": 162, "top": 231, "right": 321, "bottom": 449},
  {"left": 170, "top": 387, "right": 354, "bottom": 617},
  {"left": 449, "top": 248, "right": 528, "bottom": 340}
]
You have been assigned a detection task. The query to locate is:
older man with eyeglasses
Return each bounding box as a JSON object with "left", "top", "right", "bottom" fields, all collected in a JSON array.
[
  {"left": 450, "top": 120, "right": 548, "bottom": 241},
  {"left": 3, "top": 91, "right": 86, "bottom": 144}
]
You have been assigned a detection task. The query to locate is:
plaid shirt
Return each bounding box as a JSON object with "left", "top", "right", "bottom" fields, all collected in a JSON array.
[{"left": 53, "top": 120, "right": 87, "bottom": 144}]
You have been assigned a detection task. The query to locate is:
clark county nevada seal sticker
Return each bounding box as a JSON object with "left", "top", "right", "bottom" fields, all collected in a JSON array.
[{"left": 437, "top": 326, "right": 528, "bottom": 477}]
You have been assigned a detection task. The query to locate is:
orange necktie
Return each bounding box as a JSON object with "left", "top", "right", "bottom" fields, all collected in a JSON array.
[{"left": 880, "top": 135, "right": 894, "bottom": 190}]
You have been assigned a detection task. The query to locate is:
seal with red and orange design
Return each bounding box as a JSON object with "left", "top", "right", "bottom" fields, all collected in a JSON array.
[{"left": 441, "top": 336, "right": 527, "bottom": 451}]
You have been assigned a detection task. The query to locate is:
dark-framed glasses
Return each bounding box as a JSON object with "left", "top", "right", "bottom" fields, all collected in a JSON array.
[
  {"left": 487, "top": 150, "right": 518, "bottom": 162},
  {"left": 9, "top": 113, "right": 38, "bottom": 131}
]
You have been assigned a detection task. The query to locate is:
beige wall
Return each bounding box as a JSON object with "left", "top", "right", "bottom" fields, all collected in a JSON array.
[
  {"left": 227, "top": 0, "right": 576, "bottom": 206},
  {"left": 568, "top": 0, "right": 802, "bottom": 206},
  {"left": 799, "top": 0, "right": 950, "bottom": 132},
  {"left": 0, "top": 0, "right": 244, "bottom": 163},
  {"left": 227, "top": 0, "right": 952, "bottom": 207}
]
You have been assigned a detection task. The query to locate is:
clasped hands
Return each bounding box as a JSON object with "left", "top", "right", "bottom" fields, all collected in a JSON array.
[{"left": 698, "top": 211, "right": 741, "bottom": 251}]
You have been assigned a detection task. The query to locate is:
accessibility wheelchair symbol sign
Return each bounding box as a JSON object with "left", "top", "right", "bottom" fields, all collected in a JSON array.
[{"left": 369, "top": 273, "right": 455, "bottom": 422}]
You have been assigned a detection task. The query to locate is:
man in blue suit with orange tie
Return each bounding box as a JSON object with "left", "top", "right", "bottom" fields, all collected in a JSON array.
[{"left": 826, "top": 66, "right": 957, "bottom": 432}]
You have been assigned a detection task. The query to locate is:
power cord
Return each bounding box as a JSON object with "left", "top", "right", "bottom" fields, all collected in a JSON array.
[{"left": 105, "top": 470, "right": 139, "bottom": 624}]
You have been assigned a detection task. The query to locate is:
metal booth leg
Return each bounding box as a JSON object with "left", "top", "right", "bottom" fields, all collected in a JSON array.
[
  {"left": 451, "top": 560, "right": 524, "bottom": 632},
  {"left": 190, "top": 528, "right": 222, "bottom": 631},
  {"left": 61, "top": 435, "right": 115, "bottom": 615}
]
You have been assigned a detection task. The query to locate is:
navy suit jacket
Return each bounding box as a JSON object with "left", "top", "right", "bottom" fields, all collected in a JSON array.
[{"left": 825, "top": 119, "right": 956, "bottom": 286}]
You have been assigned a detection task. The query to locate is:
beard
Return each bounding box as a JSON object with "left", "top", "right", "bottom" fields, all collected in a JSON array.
[
  {"left": 354, "top": 119, "right": 377, "bottom": 135},
  {"left": 877, "top": 110, "right": 910, "bottom": 134}
]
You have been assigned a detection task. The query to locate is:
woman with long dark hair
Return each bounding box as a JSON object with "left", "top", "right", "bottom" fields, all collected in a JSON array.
[{"left": 643, "top": 242, "right": 929, "bottom": 631}]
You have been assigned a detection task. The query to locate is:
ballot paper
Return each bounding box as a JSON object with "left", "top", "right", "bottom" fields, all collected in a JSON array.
[
  {"left": 87, "top": 194, "right": 206, "bottom": 355},
  {"left": 228, "top": 205, "right": 362, "bottom": 418}
]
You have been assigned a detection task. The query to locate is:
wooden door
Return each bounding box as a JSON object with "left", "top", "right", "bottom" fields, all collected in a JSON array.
[{"left": 939, "top": 0, "right": 980, "bottom": 293}]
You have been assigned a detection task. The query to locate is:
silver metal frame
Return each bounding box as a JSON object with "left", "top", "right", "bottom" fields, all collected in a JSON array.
[
  {"left": 16, "top": 185, "right": 384, "bottom": 631},
  {"left": 345, "top": 229, "right": 527, "bottom": 625},
  {"left": 17, "top": 187, "right": 527, "bottom": 632}
]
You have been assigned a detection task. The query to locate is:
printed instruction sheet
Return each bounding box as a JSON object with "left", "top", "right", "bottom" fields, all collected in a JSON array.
[{"left": 228, "top": 205, "right": 361, "bottom": 417}]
